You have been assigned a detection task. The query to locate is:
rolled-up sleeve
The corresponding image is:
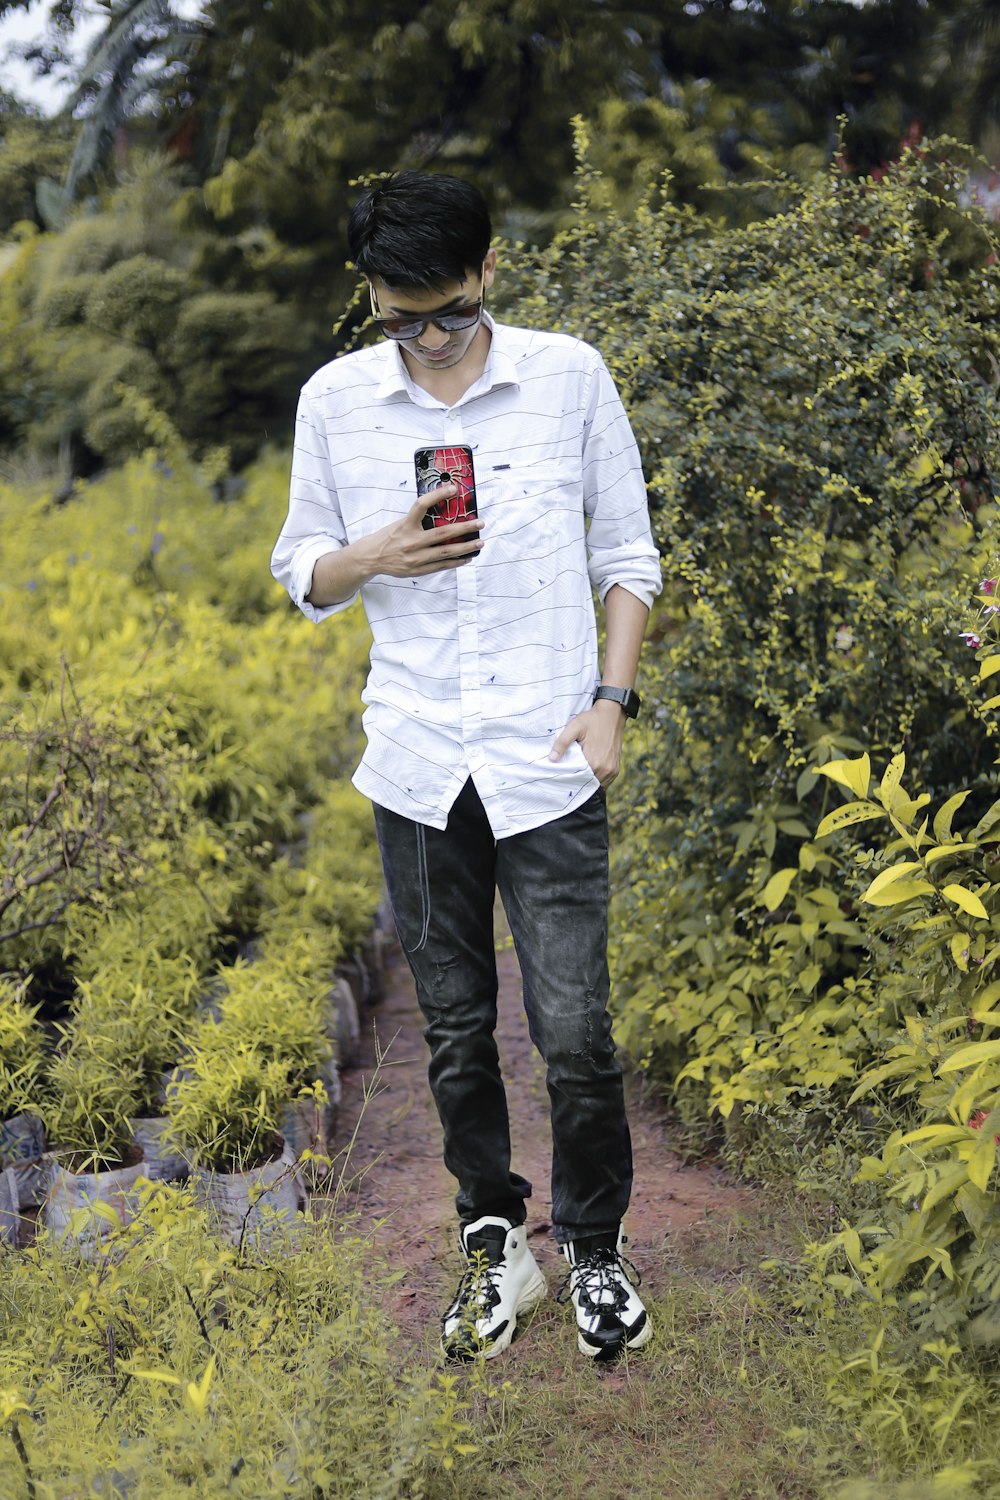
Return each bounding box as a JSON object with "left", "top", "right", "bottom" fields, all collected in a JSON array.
[
  {"left": 270, "top": 386, "right": 357, "bottom": 621},
  {"left": 582, "top": 355, "right": 662, "bottom": 609}
]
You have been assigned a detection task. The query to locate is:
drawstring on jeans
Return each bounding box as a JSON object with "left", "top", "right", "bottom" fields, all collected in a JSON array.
[{"left": 406, "top": 822, "right": 431, "bottom": 953}]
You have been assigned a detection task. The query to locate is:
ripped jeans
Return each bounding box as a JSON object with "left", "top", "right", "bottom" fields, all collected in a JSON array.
[{"left": 372, "top": 779, "right": 632, "bottom": 1246}]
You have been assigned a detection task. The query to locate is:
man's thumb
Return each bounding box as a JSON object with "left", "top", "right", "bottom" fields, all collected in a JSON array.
[{"left": 548, "top": 720, "right": 579, "bottom": 762}]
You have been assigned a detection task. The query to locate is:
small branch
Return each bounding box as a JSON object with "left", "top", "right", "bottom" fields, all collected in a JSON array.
[
  {"left": 4, "top": 780, "right": 66, "bottom": 875},
  {"left": 9, "top": 1418, "right": 36, "bottom": 1500},
  {"left": 182, "top": 1283, "right": 223, "bottom": 1371}
]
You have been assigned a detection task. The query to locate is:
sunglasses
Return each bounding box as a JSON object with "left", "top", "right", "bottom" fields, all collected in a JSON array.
[{"left": 372, "top": 299, "right": 483, "bottom": 342}]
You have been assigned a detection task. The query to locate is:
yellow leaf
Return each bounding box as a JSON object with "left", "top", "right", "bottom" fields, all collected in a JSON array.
[
  {"left": 816, "top": 753, "right": 871, "bottom": 799},
  {"left": 968, "top": 1135, "right": 997, "bottom": 1192},
  {"left": 861, "top": 861, "right": 923, "bottom": 901},
  {"left": 910, "top": 450, "right": 939, "bottom": 481},
  {"left": 129, "top": 1368, "right": 182, "bottom": 1387},
  {"left": 863, "top": 878, "right": 935, "bottom": 907},
  {"left": 760, "top": 867, "right": 797, "bottom": 911},
  {"left": 925, "top": 842, "right": 977, "bottom": 865},
  {"left": 841, "top": 1227, "right": 866, "bottom": 1269},
  {"left": 933, "top": 791, "right": 971, "bottom": 843},
  {"left": 899, "top": 1125, "right": 970, "bottom": 1146},
  {"left": 971, "top": 980, "right": 1000, "bottom": 1018},
  {"left": 951, "top": 934, "right": 970, "bottom": 971},
  {"left": 980, "top": 656, "right": 1000, "bottom": 681},
  {"left": 185, "top": 1355, "right": 216, "bottom": 1417},
  {"left": 938, "top": 1039, "right": 1000, "bottom": 1073},
  {"left": 816, "top": 800, "right": 885, "bottom": 839},
  {"left": 877, "top": 753, "right": 907, "bottom": 814},
  {"left": 942, "top": 884, "right": 990, "bottom": 920}
]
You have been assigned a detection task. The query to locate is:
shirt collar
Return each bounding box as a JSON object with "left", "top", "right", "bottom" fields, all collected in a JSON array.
[{"left": 373, "top": 309, "right": 520, "bottom": 402}]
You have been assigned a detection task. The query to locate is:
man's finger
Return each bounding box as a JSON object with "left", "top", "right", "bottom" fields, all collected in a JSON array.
[
  {"left": 548, "top": 718, "right": 582, "bottom": 762},
  {"left": 410, "top": 484, "right": 458, "bottom": 522}
]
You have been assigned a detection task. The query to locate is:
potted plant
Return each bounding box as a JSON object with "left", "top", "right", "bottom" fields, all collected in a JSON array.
[
  {"left": 40, "top": 1033, "right": 146, "bottom": 1255},
  {"left": 69, "top": 958, "right": 198, "bottom": 1180},
  {"left": 164, "top": 1032, "right": 305, "bottom": 1251},
  {"left": 0, "top": 977, "right": 48, "bottom": 1226},
  {"left": 210, "top": 945, "right": 336, "bottom": 1175}
]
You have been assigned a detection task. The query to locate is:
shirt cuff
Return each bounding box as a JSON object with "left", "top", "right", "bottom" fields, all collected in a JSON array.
[{"left": 290, "top": 538, "right": 359, "bottom": 622}]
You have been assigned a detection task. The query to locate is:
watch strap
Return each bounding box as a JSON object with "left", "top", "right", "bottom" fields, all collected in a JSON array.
[{"left": 593, "top": 685, "right": 641, "bottom": 719}]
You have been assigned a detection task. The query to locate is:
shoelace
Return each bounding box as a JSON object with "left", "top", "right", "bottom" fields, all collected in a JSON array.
[
  {"left": 454, "top": 1252, "right": 504, "bottom": 1316},
  {"left": 555, "top": 1247, "right": 642, "bottom": 1314}
]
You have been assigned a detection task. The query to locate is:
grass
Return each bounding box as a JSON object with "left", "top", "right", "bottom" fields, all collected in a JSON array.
[{"left": 401, "top": 1196, "right": 1000, "bottom": 1500}]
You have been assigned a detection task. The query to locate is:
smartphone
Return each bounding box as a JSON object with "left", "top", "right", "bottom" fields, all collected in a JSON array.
[{"left": 415, "top": 445, "right": 478, "bottom": 530}]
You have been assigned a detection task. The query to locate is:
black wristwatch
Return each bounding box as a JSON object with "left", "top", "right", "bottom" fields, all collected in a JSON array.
[{"left": 593, "top": 685, "right": 641, "bottom": 719}]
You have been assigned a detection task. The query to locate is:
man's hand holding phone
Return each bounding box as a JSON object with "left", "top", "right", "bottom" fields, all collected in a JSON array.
[
  {"left": 375, "top": 486, "right": 484, "bottom": 577},
  {"left": 306, "top": 474, "right": 482, "bottom": 607}
]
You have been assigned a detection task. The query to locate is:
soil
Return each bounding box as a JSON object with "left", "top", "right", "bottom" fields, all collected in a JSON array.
[{"left": 328, "top": 912, "right": 755, "bottom": 1345}]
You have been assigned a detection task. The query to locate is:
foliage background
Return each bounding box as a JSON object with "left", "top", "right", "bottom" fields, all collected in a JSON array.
[{"left": 4, "top": 0, "right": 1000, "bottom": 1492}]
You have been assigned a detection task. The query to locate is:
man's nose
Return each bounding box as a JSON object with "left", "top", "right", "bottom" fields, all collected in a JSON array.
[{"left": 418, "top": 321, "right": 450, "bottom": 350}]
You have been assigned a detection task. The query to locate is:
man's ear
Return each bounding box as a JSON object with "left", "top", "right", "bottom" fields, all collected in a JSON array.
[{"left": 482, "top": 248, "right": 497, "bottom": 290}]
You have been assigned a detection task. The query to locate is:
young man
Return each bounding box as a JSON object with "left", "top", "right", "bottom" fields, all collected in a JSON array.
[{"left": 271, "top": 171, "right": 661, "bottom": 1363}]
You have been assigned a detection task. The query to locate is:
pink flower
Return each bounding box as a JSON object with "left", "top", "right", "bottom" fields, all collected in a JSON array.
[
  {"left": 969, "top": 1110, "right": 1000, "bottom": 1143},
  {"left": 981, "top": 579, "right": 997, "bottom": 596},
  {"left": 959, "top": 632, "right": 982, "bottom": 649}
]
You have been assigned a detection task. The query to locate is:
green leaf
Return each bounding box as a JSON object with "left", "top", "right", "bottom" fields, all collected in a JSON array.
[
  {"left": 968, "top": 1134, "right": 998, "bottom": 1192},
  {"left": 816, "top": 800, "right": 885, "bottom": 839},
  {"left": 759, "top": 867, "right": 797, "bottom": 911},
  {"left": 933, "top": 791, "right": 971, "bottom": 844},
  {"left": 899, "top": 1125, "right": 972, "bottom": 1146},
  {"left": 861, "top": 861, "right": 923, "bottom": 901},
  {"left": 877, "top": 753, "right": 906, "bottom": 814},
  {"left": 925, "top": 841, "right": 977, "bottom": 865},
  {"left": 816, "top": 753, "right": 871, "bottom": 799},
  {"left": 849, "top": 1057, "right": 923, "bottom": 1103},
  {"left": 971, "top": 980, "right": 1000, "bottom": 1018},
  {"left": 922, "top": 1162, "right": 970, "bottom": 1213},
  {"left": 862, "top": 878, "right": 935, "bottom": 908},
  {"left": 942, "top": 884, "right": 990, "bottom": 920},
  {"left": 841, "top": 1226, "right": 865, "bottom": 1270},
  {"left": 938, "top": 1039, "right": 1000, "bottom": 1073}
]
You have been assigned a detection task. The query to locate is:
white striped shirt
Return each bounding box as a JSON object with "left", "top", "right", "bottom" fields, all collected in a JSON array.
[{"left": 270, "top": 313, "right": 662, "bottom": 837}]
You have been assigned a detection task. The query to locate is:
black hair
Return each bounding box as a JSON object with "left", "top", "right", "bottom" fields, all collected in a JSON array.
[{"left": 347, "top": 171, "right": 492, "bottom": 292}]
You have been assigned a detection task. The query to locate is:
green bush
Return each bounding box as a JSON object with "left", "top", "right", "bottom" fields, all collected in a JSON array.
[
  {"left": 800, "top": 733, "right": 1000, "bottom": 1343},
  {"left": 0, "top": 977, "right": 46, "bottom": 1121},
  {"left": 0, "top": 1179, "right": 476, "bottom": 1497},
  {"left": 0, "top": 156, "right": 309, "bottom": 468},
  {"left": 0, "top": 443, "right": 371, "bottom": 982},
  {"left": 500, "top": 134, "right": 1000, "bottom": 1141}
]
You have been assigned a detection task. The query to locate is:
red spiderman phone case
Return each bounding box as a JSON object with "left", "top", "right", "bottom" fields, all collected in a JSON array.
[{"left": 415, "top": 445, "right": 478, "bottom": 530}]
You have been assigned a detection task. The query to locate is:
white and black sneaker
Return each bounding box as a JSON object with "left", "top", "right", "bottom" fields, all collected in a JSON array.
[
  {"left": 441, "top": 1215, "right": 548, "bottom": 1361},
  {"left": 558, "top": 1231, "right": 652, "bottom": 1362}
]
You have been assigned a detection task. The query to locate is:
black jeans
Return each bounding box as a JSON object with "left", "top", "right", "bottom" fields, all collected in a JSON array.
[{"left": 372, "top": 779, "right": 632, "bottom": 1246}]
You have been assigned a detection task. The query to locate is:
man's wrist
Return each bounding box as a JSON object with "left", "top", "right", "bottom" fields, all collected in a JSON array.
[{"left": 593, "top": 685, "right": 641, "bottom": 719}]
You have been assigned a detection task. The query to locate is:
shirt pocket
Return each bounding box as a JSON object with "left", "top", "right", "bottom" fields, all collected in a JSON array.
[{"left": 483, "top": 458, "right": 581, "bottom": 545}]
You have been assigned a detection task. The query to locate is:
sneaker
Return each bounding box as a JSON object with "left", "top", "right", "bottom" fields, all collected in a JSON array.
[
  {"left": 558, "top": 1231, "right": 652, "bottom": 1362},
  {"left": 441, "top": 1215, "right": 547, "bottom": 1360}
]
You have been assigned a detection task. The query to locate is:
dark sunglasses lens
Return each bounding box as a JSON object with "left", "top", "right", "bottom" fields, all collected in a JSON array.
[
  {"left": 436, "top": 304, "right": 481, "bottom": 331},
  {"left": 378, "top": 301, "right": 481, "bottom": 340},
  {"left": 380, "top": 318, "right": 424, "bottom": 340}
]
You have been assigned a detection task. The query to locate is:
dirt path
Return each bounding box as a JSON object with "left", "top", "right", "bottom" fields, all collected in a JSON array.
[{"left": 330, "top": 913, "right": 754, "bottom": 1347}]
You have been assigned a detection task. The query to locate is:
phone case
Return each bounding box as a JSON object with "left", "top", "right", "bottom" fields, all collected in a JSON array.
[{"left": 415, "top": 445, "right": 478, "bottom": 530}]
